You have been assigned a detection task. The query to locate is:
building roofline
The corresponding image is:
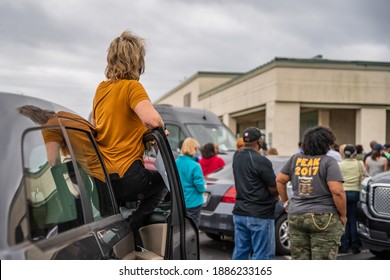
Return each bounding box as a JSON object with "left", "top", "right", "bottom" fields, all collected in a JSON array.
[
  {"left": 198, "top": 56, "right": 390, "bottom": 100},
  {"left": 153, "top": 71, "right": 243, "bottom": 104}
]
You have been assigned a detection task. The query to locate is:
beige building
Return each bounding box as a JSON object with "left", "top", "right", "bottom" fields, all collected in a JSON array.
[{"left": 155, "top": 57, "right": 390, "bottom": 156}]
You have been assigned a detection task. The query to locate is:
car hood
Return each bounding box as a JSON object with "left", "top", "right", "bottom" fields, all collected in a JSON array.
[{"left": 368, "top": 171, "right": 390, "bottom": 184}]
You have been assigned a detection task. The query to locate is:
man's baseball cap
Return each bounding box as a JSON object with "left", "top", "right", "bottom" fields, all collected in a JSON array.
[
  {"left": 243, "top": 127, "right": 262, "bottom": 142},
  {"left": 374, "top": 144, "right": 384, "bottom": 151}
]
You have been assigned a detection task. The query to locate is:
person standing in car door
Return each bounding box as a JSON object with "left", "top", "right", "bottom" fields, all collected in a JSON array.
[
  {"left": 92, "top": 30, "right": 169, "bottom": 236},
  {"left": 232, "top": 127, "right": 279, "bottom": 260}
]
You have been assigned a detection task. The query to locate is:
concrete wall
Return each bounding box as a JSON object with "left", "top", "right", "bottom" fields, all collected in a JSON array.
[
  {"left": 266, "top": 102, "right": 300, "bottom": 156},
  {"left": 156, "top": 74, "right": 240, "bottom": 108},
  {"left": 357, "top": 108, "right": 387, "bottom": 151},
  {"left": 276, "top": 68, "right": 390, "bottom": 105}
]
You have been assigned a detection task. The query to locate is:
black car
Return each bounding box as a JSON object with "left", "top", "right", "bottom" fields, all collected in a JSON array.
[
  {"left": 199, "top": 156, "right": 292, "bottom": 255},
  {"left": 357, "top": 171, "right": 390, "bottom": 259},
  {"left": 0, "top": 92, "right": 199, "bottom": 260}
]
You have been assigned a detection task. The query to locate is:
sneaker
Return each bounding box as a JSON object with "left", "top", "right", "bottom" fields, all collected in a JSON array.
[
  {"left": 352, "top": 248, "right": 361, "bottom": 254},
  {"left": 339, "top": 248, "right": 349, "bottom": 254}
]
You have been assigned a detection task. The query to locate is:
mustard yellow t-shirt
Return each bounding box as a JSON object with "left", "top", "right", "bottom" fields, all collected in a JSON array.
[{"left": 92, "top": 80, "right": 149, "bottom": 177}]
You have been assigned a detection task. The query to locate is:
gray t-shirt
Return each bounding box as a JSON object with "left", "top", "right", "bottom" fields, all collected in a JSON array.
[
  {"left": 280, "top": 153, "right": 344, "bottom": 215},
  {"left": 366, "top": 157, "right": 386, "bottom": 176}
]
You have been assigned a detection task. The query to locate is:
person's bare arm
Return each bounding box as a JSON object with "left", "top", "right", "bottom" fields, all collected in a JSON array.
[
  {"left": 45, "top": 142, "right": 61, "bottom": 166},
  {"left": 383, "top": 158, "right": 388, "bottom": 171},
  {"left": 365, "top": 159, "right": 370, "bottom": 174},
  {"left": 328, "top": 180, "right": 347, "bottom": 224},
  {"left": 134, "top": 100, "right": 169, "bottom": 136},
  {"left": 276, "top": 173, "right": 290, "bottom": 210}
]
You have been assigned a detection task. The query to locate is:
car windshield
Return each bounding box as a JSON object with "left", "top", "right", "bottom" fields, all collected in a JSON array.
[{"left": 185, "top": 124, "right": 237, "bottom": 152}]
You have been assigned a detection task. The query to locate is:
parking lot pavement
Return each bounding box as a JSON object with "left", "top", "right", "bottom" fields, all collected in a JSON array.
[{"left": 199, "top": 231, "right": 379, "bottom": 260}]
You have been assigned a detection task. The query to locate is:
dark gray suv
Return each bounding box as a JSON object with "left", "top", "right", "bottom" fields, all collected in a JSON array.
[
  {"left": 357, "top": 171, "right": 390, "bottom": 259},
  {"left": 0, "top": 92, "right": 199, "bottom": 260}
]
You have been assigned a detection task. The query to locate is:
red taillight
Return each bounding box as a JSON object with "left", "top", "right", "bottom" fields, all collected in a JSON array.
[{"left": 221, "top": 186, "right": 236, "bottom": 203}]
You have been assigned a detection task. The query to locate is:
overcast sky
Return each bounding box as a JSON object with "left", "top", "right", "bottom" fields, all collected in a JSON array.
[{"left": 1, "top": 0, "right": 389, "bottom": 118}]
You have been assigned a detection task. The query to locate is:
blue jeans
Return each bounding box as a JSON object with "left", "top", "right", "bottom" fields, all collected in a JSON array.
[
  {"left": 341, "top": 191, "right": 361, "bottom": 250},
  {"left": 232, "top": 215, "right": 275, "bottom": 260}
]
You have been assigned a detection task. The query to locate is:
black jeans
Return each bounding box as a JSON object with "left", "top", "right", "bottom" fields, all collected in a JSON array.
[
  {"left": 186, "top": 205, "right": 202, "bottom": 227},
  {"left": 340, "top": 191, "right": 361, "bottom": 250},
  {"left": 110, "top": 160, "right": 168, "bottom": 230}
]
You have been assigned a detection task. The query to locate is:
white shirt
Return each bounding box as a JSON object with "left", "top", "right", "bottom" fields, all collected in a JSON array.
[{"left": 327, "top": 149, "right": 343, "bottom": 162}]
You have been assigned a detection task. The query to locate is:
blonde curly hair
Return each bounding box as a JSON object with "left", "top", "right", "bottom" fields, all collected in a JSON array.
[
  {"left": 105, "top": 30, "right": 146, "bottom": 81},
  {"left": 180, "top": 138, "right": 199, "bottom": 157}
]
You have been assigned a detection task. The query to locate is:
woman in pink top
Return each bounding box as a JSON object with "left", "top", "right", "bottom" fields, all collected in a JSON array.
[{"left": 199, "top": 143, "right": 226, "bottom": 176}]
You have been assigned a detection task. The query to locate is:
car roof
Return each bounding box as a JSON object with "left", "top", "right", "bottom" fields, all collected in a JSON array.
[{"left": 0, "top": 92, "right": 75, "bottom": 248}]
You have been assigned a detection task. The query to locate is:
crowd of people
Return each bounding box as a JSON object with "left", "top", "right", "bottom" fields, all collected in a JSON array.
[
  {"left": 231, "top": 129, "right": 389, "bottom": 260},
  {"left": 18, "top": 29, "right": 389, "bottom": 260},
  {"left": 283, "top": 138, "right": 389, "bottom": 258}
]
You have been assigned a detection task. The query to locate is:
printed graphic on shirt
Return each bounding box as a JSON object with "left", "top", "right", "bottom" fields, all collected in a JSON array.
[{"left": 294, "top": 157, "right": 321, "bottom": 196}]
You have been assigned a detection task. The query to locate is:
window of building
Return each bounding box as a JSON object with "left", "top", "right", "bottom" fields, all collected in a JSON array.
[
  {"left": 300, "top": 111, "right": 318, "bottom": 140},
  {"left": 183, "top": 93, "right": 191, "bottom": 107}
]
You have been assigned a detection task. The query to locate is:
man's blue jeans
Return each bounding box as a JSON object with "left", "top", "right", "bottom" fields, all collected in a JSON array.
[{"left": 232, "top": 215, "right": 275, "bottom": 260}]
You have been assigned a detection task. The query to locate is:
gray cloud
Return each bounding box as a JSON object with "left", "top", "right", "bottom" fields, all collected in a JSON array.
[{"left": 0, "top": 0, "right": 389, "bottom": 118}]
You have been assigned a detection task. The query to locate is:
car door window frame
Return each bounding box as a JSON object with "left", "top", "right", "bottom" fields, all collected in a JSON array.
[
  {"left": 21, "top": 123, "right": 116, "bottom": 241},
  {"left": 57, "top": 117, "right": 118, "bottom": 221}
]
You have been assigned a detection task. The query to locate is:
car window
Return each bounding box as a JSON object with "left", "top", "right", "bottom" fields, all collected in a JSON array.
[
  {"left": 22, "top": 125, "right": 115, "bottom": 241},
  {"left": 22, "top": 128, "right": 83, "bottom": 240},
  {"left": 165, "top": 124, "right": 185, "bottom": 152},
  {"left": 61, "top": 125, "right": 115, "bottom": 221}
]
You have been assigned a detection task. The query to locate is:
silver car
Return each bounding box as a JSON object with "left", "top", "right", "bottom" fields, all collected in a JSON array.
[{"left": 0, "top": 92, "right": 199, "bottom": 260}]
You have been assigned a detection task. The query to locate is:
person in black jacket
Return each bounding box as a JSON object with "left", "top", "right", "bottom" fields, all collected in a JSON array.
[{"left": 232, "top": 127, "right": 278, "bottom": 260}]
